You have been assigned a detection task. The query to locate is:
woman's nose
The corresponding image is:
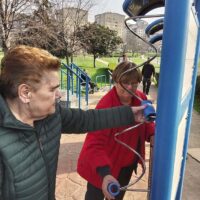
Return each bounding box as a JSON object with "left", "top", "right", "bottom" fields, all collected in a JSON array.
[
  {"left": 56, "top": 89, "right": 62, "bottom": 99},
  {"left": 126, "top": 84, "right": 133, "bottom": 90}
]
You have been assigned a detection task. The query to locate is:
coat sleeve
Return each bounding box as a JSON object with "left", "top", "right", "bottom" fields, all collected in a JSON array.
[
  {"left": 60, "top": 105, "right": 134, "bottom": 133},
  {"left": 79, "top": 128, "right": 114, "bottom": 175},
  {"left": 152, "top": 65, "right": 156, "bottom": 76},
  {"left": 142, "top": 66, "right": 144, "bottom": 76},
  {"left": 144, "top": 122, "right": 155, "bottom": 142},
  {"left": 77, "top": 97, "right": 118, "bottom": 181},
  {"left": 0, "top": 156, "right": 3, "bottom": 199}
]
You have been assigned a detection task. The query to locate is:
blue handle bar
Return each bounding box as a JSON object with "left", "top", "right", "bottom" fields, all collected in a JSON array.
[
  {"left": 107, "top": 182, "right": 120, "bottom": 197},
  {"left": 142, "top": 100, "right": 156, "bottom": 122}
]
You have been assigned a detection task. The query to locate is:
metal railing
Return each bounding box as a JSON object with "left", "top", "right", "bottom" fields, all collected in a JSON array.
[
  {"left": 95, "top": 75, "right": 107, "bottom": 88},
  {"left": 108, "top": 69, "right": 113, "bottom": 89},
  {"left": 60, "top": 63, "right": 90, "bottom": 108}
]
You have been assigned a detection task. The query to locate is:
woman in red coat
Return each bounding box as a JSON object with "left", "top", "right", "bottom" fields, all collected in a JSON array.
[{"left": 77, "top": 61, "right": 155, "bottom": 200}]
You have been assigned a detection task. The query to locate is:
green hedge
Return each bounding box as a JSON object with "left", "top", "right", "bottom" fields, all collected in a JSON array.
[
  {"left": 194, "top": 76, "right": 200, "bottom": 112},
  {"left": 195, "top": 75, "right": 200, "bottom": 97}
]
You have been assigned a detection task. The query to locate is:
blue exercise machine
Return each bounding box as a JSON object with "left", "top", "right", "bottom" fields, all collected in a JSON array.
[{"left": 107, "top": 0, "right": 200, "bottom": 200}]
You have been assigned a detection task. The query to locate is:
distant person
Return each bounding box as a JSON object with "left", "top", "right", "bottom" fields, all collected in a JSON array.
[
  {"left": 80, "top": 69, "right": 98, "bottom": 93},
  {"left": 80, "top": 69, "right": 90, "bottom": 86},
  {"left": 142, "top": 59, "right": 155, "bottom": 95},
  {"left": 0, "top": 45, "right": 147, "bottom": 200},
  {"left": 77, "top": 61, "right": 155, "bottom": 200},
  {"left": 118, "top": 54, "right": 128, "bottom": 63}
]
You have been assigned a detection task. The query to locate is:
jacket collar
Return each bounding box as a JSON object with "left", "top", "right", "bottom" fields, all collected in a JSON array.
[
  {"left": 0, "top": 94, "right": 33, "bottom": 130},
  {"left": 112, "top": 86, "right": 140, "bottom": 106}
]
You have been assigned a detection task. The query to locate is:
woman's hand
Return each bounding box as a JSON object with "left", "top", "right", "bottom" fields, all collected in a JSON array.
[
  {"left": 131, "top": 105, "right": 146, "bottom": 123},
  {"left": 102, "top": 175, "right": 120, "bottom": 200}
]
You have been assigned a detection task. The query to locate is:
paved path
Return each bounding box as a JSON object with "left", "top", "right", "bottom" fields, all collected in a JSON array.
[
  {"left": 56, "top": 84, "right": 200, "bottom": 200},
  {"left": 96, "top": 58, "right": 109, "bottom": 66},
  {"left": 182, "top": 109, "right": 200, "bottom": 200}
]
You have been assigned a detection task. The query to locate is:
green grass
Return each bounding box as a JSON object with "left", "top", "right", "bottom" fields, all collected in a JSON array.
[
  {"left": 101, "top": 56, "right": 147, "bottom": 70},
  {"left": 0, "top": 51, "right": 4, "bottom": 62},
  {"left": 61, "top": 55, "right": 110, "bottom": 84},
  {"left": 1, "top": 50, "right": 199, "bottom": 112},
  {"left": 61, "top": 55, "right": 162, "bottom": 84}
]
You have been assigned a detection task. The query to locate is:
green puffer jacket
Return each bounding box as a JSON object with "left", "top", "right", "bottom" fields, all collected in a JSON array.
[{"left": 0, "top": 94, "right": 134, "bottom": 200}]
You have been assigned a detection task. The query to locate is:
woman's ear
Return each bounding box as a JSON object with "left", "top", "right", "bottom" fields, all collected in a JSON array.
[{"left": 18, "top": 84, "right": 32, "bottom": 103}]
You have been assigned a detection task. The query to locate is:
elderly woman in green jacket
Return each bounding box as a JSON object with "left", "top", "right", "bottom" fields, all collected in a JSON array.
[{"left": 0, "top": 45, "right": 146, "bottom": 200}]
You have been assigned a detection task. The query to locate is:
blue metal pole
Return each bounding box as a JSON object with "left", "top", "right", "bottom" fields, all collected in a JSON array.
[
  {"left": 71, "top": 70, "right": 74, "bottom": 95},
  {"left": 76, "top": 68, "right": 79, "bottom": 98},
  {"left": 151, "top": 0, "right": 190, "bottom": 199},
  {"left": 78, "top": 81, "right": 81, "bottom": 108},
  {"left": 176, "top": 25, "right": 200, "bottom": 199},
  {"left": 85, "top": 78, "right": 89, "bottom": 105},
  {"left": 67, "top": 70, "right": 70, "bottom": 105}
]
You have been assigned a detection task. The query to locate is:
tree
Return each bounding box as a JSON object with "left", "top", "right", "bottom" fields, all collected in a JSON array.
[
  {"left": 0, "top": 0, "right": 35, "bottom": 52},
  {"left": 12, "top": 0, "right": 58, "bottom": 52},
  {"left": 76, "top": 23, "right": 122, "bottom": 68},
  {"left": 19, "top": 0, "right": 95, "bottom": 64},
  {"left": 6, "top": 0, "right": 95, "bottom": 65},
  {"left": 50, "top": 0, "right": 94, "bottom": 64}
]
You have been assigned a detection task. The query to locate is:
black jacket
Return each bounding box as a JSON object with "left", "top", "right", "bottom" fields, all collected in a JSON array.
[{"left": 142, "top": 63, "right": 155, "bottom": 79}]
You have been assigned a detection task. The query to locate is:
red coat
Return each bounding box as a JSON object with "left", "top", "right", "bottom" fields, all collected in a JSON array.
[{"left": 77, "top": 87, "right": 155, "bottom": 188}]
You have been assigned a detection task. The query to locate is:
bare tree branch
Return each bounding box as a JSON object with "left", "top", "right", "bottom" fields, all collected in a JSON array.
[{"left": 0, "top": 0, "right": 35, "bottom": 52}]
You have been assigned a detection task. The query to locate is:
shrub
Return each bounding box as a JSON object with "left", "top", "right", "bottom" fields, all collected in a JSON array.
[{"left": 195, "top": 75, "right": 200, "bottom": 97}]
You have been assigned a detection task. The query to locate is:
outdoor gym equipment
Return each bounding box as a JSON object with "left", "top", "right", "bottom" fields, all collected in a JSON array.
[
  {"left": 108, "top": 1, "right": 200, "bottom": 200},
  {"left": 106, "top": 1, "right": 164, "bottom": 198}
]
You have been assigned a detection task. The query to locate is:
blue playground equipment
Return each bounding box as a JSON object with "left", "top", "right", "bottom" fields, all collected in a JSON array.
[
  {"left": 145, "top": 18, "right": 163, "bottom": 44},
  {"left": 107, "top": 0, "right": 200, "bottom": 200},
  {"left": 145, "top": 18, "right": 164, "bottom": 36},
  {"left": 148, "top": 33, "right": 163, "bottom": 44},
  {"left": 123, "top": 0, "right": 164, "bottom": 17},
  {"left": 60, "top": 63, "right": 111, "bottom": 109},
  {"left": 60, "top": 63, "right": 90, "bottom": 108},
  {"left": 95, "top": 75, "right": 106, "bottom": 88}
]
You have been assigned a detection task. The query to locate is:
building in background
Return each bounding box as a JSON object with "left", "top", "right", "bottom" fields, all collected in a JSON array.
[
  {"left": 95, "top": 12, "right": 153, "bottom": 54},
  {"left": 95, "top": 12, "right": 125, "bottom": 41},
  {"left": 56, "top": 7, "right": 88, "bottom": 33},
  {"left": 125, "top": 20, "right": 148, "bottom": 53}
]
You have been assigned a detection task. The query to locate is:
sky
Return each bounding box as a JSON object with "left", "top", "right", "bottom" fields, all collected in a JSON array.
[
  {"left": 88, "top": 0, "right": 165, "bottom": 23},
  {"left": 88, "top": 0, "right": 126, "bottom": 22}
]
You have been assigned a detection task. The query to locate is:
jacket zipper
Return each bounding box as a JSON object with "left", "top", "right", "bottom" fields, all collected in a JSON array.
[{"left": 34, "top": 131, "right": 50, "bottom": 199}]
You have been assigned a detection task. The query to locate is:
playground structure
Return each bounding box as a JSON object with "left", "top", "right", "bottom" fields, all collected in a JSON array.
[
  {"left": 106, "top": 0, "right": 200, "bottom": 200},
  {"left": 60, "top": 63, "right": 90, "bottom": 108},
  {"left": 60, "top": 63, "right": 111, "bottom": 108},
  {"left": 55, "top": 1, "right": 200, "bottom": 199}
]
